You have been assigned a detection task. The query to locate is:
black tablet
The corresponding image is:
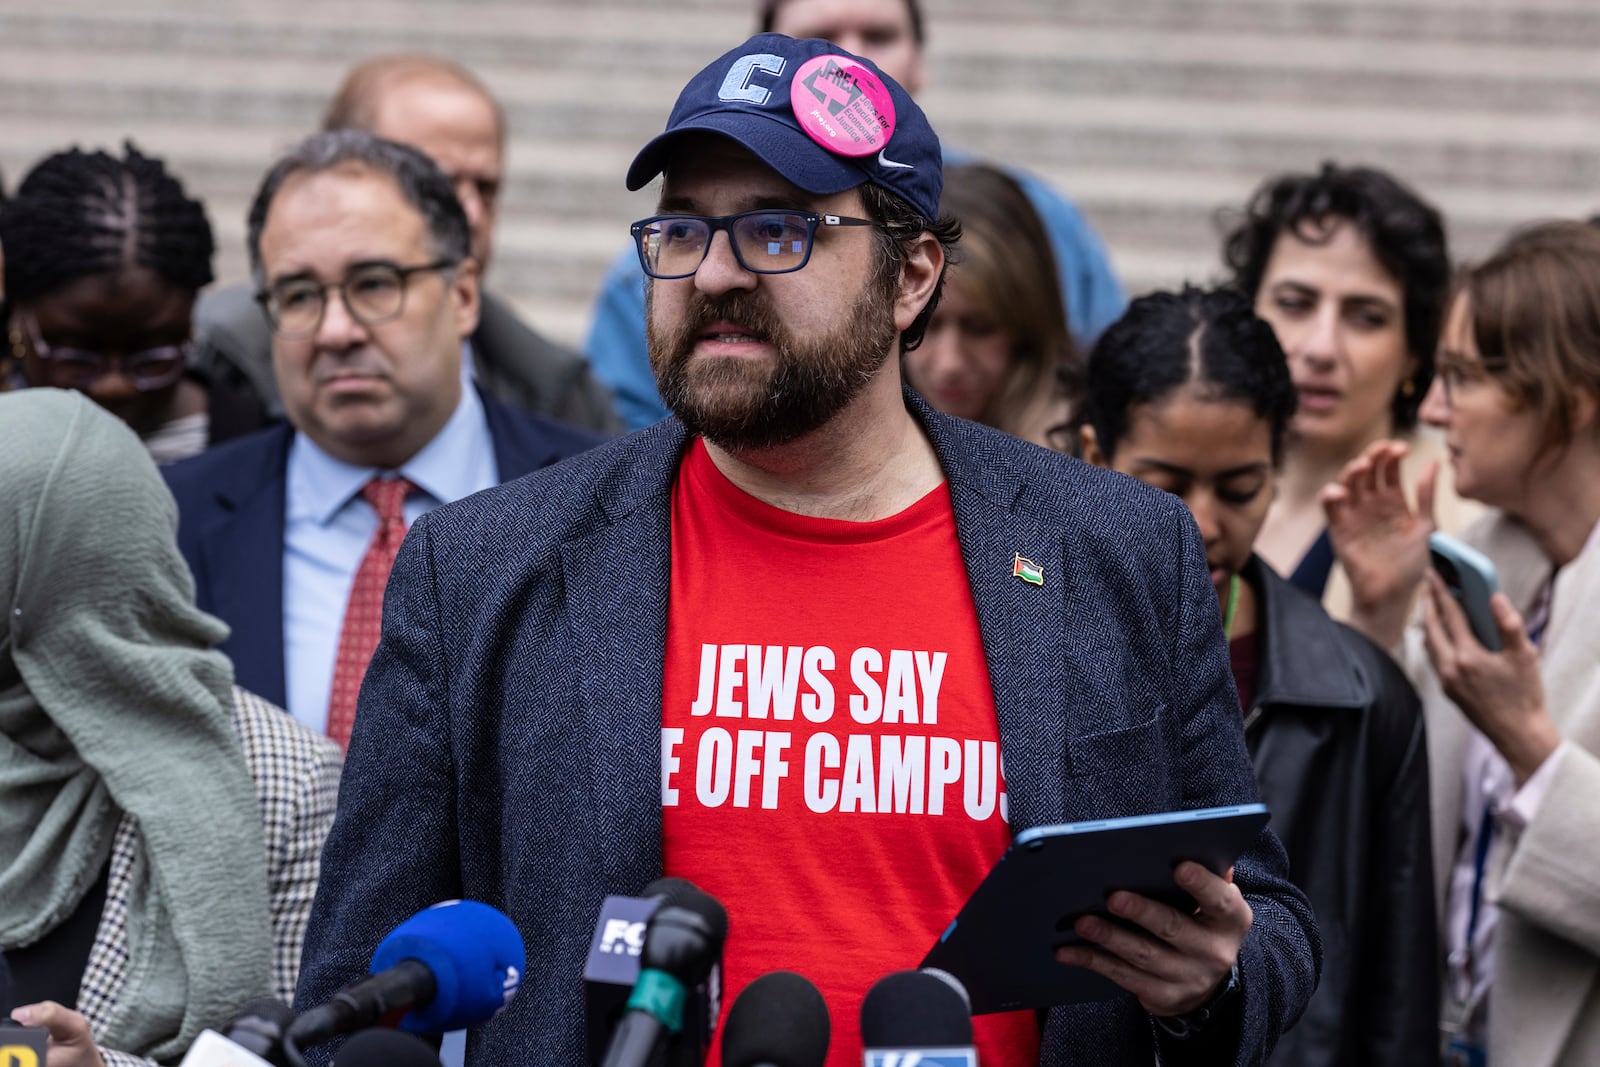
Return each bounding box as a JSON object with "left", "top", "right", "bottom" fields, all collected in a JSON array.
[{"left": 920, "top": 803, "right": 1271, "bottom": 1014}]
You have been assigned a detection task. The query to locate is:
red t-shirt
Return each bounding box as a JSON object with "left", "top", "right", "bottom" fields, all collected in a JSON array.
[{"left": 661, "top": 439, "right": 1039, "bottom": 1066}]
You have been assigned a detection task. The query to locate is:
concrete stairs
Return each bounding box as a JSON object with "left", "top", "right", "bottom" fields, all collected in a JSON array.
[{"left": 0, "top": 0, "right": 1594, "bottom": 346}]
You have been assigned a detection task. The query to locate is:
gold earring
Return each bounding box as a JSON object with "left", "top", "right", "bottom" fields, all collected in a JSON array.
[
  {"left": 1401, "top": 379, "right": 1416, "bottom": 398},
  {"left": 8, "top": 328, "right": 24, "bottom": 361}
]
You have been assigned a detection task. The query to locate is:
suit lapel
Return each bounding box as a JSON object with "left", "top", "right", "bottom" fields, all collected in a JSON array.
[
  {"left": 919, "top": 402, "right": 1072, "bottom": 832},
  {"left": 560, "top": 424, "right": 687, "bottom": 890},
  {"left": 203, "top": 432, "right": 291, "bottom": 706},
  {"left": 481, "top": 386, "right": 559, "bottom": 480}
]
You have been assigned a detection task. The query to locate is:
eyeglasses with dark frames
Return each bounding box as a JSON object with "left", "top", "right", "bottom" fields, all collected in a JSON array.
[
  {"left": 1435, "top": 352, "right": 1506, "bottom": 404},
  {"left": 630, "top": 210, "right": 878, "bottom": 280},
  {"left": 255, "top": 259, "right": 459, "bottom": 338},
  {"left": 14, "top": 312, "right": 189, "bottom": 392}
]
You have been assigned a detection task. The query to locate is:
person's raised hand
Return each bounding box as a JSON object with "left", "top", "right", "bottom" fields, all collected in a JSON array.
[{"left": 1320, "top": 438, "right": 1436, "bottom": 647}]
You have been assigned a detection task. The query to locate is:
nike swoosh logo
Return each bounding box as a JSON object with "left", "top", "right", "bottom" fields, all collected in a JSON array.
[{"left": 877, "top": 149, "right": 914, "bottom": 170}]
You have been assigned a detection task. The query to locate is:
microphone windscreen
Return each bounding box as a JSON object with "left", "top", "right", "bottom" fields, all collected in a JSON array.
[
  {"left": 641, "top": 878, "right": 700, "bottom": 906},
  {"left": 721, "top": 972, "right": 830, "bottom": 1067},
  {"left": 223, "top": 997, "right": 294, "bottom": 1059},
  {"left": 860, "top": 970, "right": 974, "bottom": 1048},
  {"left": 330, "top": 1029, "right": 441, "bottom": 1067},
  {"left": 369, "top": 900, "right": 526, "bottom": 1034},
  {"left": 664, "top": 884, "right": 730, "bottom": 945}
]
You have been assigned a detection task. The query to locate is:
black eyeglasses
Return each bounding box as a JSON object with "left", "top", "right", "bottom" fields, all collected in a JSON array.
[
  {"left": 256, "top": 259, "right": 459, "bottom": 338},
  {"left": 15, "top": 313, "right": 189, "bottom": 392},
  {"left": 1435, "top": 353, "right": 1505, "bottom": 404},
  {"left": 630, "top": 210, "right": 878, "bottom": 280}
]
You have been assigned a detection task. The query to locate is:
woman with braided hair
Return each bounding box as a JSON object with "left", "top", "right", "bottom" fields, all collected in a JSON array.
[{"left": 0, "top": 143, "right": 268, "bottom": 461}]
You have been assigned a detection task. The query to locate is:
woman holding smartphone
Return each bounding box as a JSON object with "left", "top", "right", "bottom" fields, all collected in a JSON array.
[
  {"left": 1078, "top": 286, "right": 1436, "bottom": 1066},
  {"left": 1325, "top": 221, "right": 1600, "bottom": 1064}
]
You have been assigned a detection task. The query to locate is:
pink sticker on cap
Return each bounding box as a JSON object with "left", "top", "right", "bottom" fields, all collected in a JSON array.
[{"left": 788, "top": 55, "right": 896, "bottom": 158}]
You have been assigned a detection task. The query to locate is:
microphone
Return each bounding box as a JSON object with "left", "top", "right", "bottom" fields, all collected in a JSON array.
[
  {"left": 288, "top": 900, "right": 524, "bottom": 1050},
  {"left": 585, "top": 879, "right": 722, "bottom": 1066},
  {"left": 330, "top": 1028, "right": 442, "bottom": 1067},
  {"left": 176, "top": 998, "right": 294, "bottom": 1067},
  {"left": 860, "top": 969, "right": 977, "bottom": 1067},
  {"left": 599, "top": 881, "right": 729, "bottom": 1067},
  {"left": 721, "top": 972, "right": 830, "bottom": 1067}
]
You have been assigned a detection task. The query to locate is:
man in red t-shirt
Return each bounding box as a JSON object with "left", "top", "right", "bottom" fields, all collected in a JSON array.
[{"left": 296, "top": 32, "right": 1318, "bottom": 1067}]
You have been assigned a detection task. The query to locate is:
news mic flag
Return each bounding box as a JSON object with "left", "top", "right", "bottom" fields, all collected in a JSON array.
[
  {"left": 585, "top": 882, "right": 723, "bottom": 1066},
  {"left": 598, "top": 882, "right": 728, "bottom": 1067}
]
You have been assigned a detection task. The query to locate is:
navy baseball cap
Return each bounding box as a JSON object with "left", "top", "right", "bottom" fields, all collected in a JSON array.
[{"left": 627, "top": 33, "right": 943, "bottom": 222}]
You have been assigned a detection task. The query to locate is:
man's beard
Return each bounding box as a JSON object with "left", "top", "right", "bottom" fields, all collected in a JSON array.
[{"left": 646, "top": 264, "right": 901, "bottom": 450}]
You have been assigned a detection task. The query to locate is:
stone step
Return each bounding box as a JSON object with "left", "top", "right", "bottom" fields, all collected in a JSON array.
[{"left": 7, "top": 0, "right": 1599, "bottom": 51}]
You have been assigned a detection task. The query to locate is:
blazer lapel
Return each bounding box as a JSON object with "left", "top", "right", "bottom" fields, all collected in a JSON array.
[
  {"left": 202, "top": 433, "right": 291, "bottom": 706},
  {"left": 918, "top": 400, "right": 1072, "bottom": 832},
  {"left": 559, "top": 423, "right": 688, "bottom": 890},
  {"left": 480, "top": 385, "right": 560, "bottom": 480}
]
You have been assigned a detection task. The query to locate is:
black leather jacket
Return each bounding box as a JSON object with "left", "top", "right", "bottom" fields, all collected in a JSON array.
[{"left": 1241, "top": 559, "right": 1439, "bottom": 1067}]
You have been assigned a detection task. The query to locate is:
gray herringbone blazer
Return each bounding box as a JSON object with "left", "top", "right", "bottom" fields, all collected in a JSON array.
[
  {"left": 299, "top": 399, "right": 1319, "bottom": 1066},
  {"left": 87, "top": 688, "right": 340, "bottom": 1067}
]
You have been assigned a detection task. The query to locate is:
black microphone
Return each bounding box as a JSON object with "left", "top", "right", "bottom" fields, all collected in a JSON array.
[
  {"left": 330, "top": 1028, "right": 442, "bottom": 1067},
  {"left": 176, "top": 998, "right": 295, "bottom": 1067},
  {"left": 585, "top": 879, "right": 722, "bottom": 1066},
  {"left": 223, "top": 998, "right": 295, "bottom": 1066},
  {"left": 599, "top": 881, "right": 729, "bottom": 1067},
  {"left": 860, "top": 969, "right": 977, "bottom": 1067},
  {"left": 721, "top": 972, "right": 830, "bottom": 1067}
]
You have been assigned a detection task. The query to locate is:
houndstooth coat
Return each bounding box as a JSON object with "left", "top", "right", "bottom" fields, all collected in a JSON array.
[{"left": 84, "top": 687, "right": 341, "bottom": 1067}]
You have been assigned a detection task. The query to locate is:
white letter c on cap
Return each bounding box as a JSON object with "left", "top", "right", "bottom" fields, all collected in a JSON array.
[{"left": 719, "top": 54, "right": 786, "bottom": 105}]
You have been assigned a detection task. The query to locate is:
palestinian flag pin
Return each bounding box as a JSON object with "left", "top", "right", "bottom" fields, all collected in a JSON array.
[{"left": 1012, "top": 553, "right": 1045, "bottom": 586}]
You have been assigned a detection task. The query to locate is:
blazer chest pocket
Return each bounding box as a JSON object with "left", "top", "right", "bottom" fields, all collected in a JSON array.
[{"left": 1067, "top": 707, "right": 1165, "bottom": 778}]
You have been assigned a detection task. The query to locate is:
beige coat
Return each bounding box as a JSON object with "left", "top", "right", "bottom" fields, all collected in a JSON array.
[{"left": 1402, "top": 512, "right": 1600, "bottom": 1066}]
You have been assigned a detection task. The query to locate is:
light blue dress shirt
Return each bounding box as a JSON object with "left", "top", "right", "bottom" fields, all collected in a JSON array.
[{"left": 282, "top": 385, "right": 497, "bottom": 733}]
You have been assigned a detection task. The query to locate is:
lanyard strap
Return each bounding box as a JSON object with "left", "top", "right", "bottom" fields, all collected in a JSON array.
[{"left": 1222, "top": 574, "right": 1242, "bottom": 640}]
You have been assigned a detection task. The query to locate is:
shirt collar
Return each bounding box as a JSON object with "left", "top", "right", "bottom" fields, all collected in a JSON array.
[{"left": 287, "top": 385, "right": 492, "bottom": 526}]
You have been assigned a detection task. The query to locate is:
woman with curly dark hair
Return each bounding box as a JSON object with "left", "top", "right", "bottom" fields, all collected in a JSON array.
[
  {"left": 1080, "top": 286, "right": 1437, "bottom": 1067},
  {"left": 1222, "top": 163, "right": 1479, "bottom": 622}
]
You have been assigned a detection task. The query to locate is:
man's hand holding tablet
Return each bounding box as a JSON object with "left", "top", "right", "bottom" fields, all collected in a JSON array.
[{"left": 1054, "top": 861, "right": 1253, "bottom": 1018}]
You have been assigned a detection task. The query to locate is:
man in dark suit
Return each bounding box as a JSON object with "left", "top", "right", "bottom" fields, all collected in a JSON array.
[
  {"left": 192, "top": 54, "right": 622, "bottom": 434},
  {"left": 166, "top": 130, "right": 601, "bottom": 744},
  {"left": 298, "top": 36, "right": 1317, "bottom": 1065}
]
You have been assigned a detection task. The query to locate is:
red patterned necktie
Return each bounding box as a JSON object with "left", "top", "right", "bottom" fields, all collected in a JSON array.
[{"left": 326, "top": 476, "right": 415, "bottom": 751}]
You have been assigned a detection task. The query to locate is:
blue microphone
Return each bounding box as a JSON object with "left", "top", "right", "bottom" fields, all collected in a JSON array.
[{"left": 288, "top": 900, "right": 525, "bottom": 1049}]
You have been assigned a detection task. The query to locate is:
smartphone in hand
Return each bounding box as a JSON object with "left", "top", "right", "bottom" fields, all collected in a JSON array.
[{"left": 1428, "top": 532, "right": 1503, "bottom": 651}]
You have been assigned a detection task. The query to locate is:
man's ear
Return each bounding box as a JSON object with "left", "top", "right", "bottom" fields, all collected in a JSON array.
[
  {"left": 1570, "top": 387, "right": 1599, "bottom": 437},
  {"left": 893, "top": 231, "right": 943, "bottom": 334},
  {"left": 451, "top": 257, "right": 482, "bottom": 339},
  {"left": 1080, "top": 424, "right": 1108, "bottom": 468}
]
